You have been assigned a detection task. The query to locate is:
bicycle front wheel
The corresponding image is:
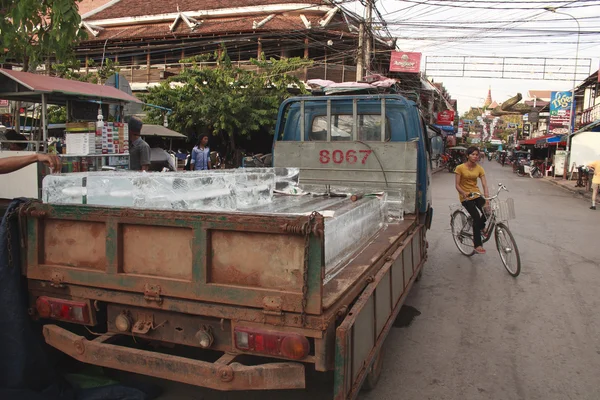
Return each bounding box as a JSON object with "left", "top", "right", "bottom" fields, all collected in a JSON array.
[
  {"left": 451, "top": 210, "right": 475, "bottom": 256},
  {"left": 494, "top": 223, "right": 521, "bottom": 277}
]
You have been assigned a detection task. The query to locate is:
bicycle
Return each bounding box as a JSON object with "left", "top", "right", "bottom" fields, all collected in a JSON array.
[{"left": 449, "top": 183, "right": 521, "bottom": 277}]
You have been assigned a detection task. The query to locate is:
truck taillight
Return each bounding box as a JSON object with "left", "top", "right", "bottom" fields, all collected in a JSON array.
[
  {"left": 234, "top": 328, "right": 309, "bottom": 360},
  {"left": 35, "top": 296, "right": 90, "bottom": 324}
]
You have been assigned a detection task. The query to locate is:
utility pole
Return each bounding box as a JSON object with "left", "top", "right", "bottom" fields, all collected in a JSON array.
[
  {"left": 364, "top": 0, "right": 373, "bottom": 74},
  {"left": 356, "top": 22, "right": 364, "bottom": 81}
]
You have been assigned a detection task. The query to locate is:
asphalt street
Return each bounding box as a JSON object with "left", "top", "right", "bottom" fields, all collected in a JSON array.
[{"left": 145, "top": 161, "right": 600, "bottom": 399}]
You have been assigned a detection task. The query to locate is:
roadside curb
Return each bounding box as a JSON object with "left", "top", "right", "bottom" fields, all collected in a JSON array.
[{"left": 542, "top": 177, "right": 591, "bottom": 199}]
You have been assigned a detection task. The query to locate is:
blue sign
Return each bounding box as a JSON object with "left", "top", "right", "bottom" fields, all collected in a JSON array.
[{"left": 549, "top": 91, "right": 575, "bottom": 134}]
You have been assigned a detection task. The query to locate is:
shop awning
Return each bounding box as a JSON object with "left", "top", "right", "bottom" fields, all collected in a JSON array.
[
  {"left": 433, "top": 124, "right": 455, "bottom": 133},
  {"left": 141, "top": 125, "right": 187, "bottom": 139},
  {"left": 519, "top": 134, "right": 555, "bottom": 145},
  {"left": 573, "top": 119, "right": 600, "bottom": 136},
  {"left": 0, "top": 68, "right": 142, "bottom": 105}
]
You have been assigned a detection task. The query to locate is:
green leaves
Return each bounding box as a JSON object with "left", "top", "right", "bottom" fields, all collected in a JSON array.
[
  {"left": 0, "top": 0, "right": 84, "bottom": 71},
  {"left": 143, "top": 46, "right": 310, "bottom": 155}
]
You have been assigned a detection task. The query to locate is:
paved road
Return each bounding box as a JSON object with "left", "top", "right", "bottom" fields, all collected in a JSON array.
[{"left": 146, "top": 161, "right": 600, "bottom": 399}]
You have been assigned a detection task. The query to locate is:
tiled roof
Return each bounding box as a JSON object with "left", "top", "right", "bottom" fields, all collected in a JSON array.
[
  {"left": 82, "top": 14, "right": 343, "bottom": 42},
  {"left": 85, "top": 0, "right": 332, "bottom": 21},
  {"left": 527, "top": 90, "right": 552, "bottom": 100},
  {"left": 78, "top": 0, "right": 115, "bottom": 16}
]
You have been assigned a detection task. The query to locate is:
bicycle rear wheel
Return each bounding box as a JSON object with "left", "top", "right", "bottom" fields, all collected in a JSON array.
[
  {"left": 494, "top": 223, "right": 521, "bottom": 277},
  {"left": 451, "top": 210, "right": 475, "bottom": 256}
]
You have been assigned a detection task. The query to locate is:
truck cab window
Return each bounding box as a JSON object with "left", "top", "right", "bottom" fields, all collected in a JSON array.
[{"left": 309, "top": 114, "right": 390, "bottom": 141}]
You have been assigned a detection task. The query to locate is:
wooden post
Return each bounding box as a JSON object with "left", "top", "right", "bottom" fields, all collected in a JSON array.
[
  {"left": 257, "top": 38, "right": 262, "bottom": 58},
  {"left": 85, "top": 56, "right": 89, "bottom": 74},
  {"left": 303, "top": 38, "right": 309, "bottom": 81},
  {"left": 356, "top": 23, "right": 364, "bottom": 81},
  {"left": 131, "top": 56, "right": 134, "bottom": 81},
  {"left": 146, "top": 45, "right": 151, "bottom": 83},
  {"left": 324, "top": 47, "right": 328, "bottom": 80}
]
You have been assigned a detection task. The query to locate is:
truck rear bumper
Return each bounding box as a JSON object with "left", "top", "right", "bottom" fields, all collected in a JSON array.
[{"left": 43, "top": 324, "right": 306, "bottom": 391}]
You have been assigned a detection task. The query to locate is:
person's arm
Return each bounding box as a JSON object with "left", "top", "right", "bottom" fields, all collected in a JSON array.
[
  {"left": 140, "top": 145, "right": 150, "bottom": 172},
  {"left": 190, "top": 148, "right": 196, "bottom": 166},
  {"left": 0, "top": 153, "right": 61, "bottom": 174},
  {"left": 480, "top": 173, "right": 490, "bottom": 200},
  {"left": 455, "top": 169, "right": 469, "bottom": 199}
]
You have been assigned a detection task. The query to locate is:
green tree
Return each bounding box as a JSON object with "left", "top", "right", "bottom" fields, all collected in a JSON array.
[
  {"left": 0, "top": 0, "right": 86, "bottom": 71},
  {"left": 143, "top": 47, "right": 311, "bottom": 165}
]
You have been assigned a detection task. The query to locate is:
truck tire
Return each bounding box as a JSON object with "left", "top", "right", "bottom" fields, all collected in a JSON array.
[{"left": 362, "top": 344, "right": 384, "bottom": 391}]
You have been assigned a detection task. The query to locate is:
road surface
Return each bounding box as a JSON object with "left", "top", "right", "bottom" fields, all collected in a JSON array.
[{"left": 141, "top": 161, "right": 600, "bottom": 400}]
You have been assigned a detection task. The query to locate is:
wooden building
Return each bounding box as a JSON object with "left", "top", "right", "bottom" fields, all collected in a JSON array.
[{"left": 76, "top": 0, "right": 396, "bottom": 90}]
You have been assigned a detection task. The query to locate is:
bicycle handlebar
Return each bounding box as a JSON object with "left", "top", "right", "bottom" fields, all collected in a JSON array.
[{"left": 466, "top": 183, "right": 508, "bottom": 201}]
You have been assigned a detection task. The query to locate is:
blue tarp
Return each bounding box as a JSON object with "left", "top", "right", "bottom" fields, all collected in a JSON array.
[{"left": 0, "top": 199, "right": 158, "bottom": 400}]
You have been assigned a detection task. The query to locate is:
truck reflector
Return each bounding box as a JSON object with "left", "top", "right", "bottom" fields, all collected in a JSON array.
[{"left": 234, "top": 327, "right": 309, "bottom": 360}]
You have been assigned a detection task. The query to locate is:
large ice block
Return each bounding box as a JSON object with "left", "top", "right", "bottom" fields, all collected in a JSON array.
[
  {"left": 324, "top": 196, "right": 385, "bottom": 273},
  {"left": 42, "top": 169, "right": 277, "bottom": 211}
]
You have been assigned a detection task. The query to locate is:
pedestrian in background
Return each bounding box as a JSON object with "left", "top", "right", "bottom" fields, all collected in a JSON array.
[
  {"left": 191, "top": 134, "right": 212, "bottom": 171},
  {"left": 587, "top": 159, "right": 600, "bottom": 210},
  {"left": 128, "top": 117, "right": 150, "bottom": 171}
]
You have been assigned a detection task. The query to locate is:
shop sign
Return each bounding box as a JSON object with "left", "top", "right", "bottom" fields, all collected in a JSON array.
[
  {"left": 389, "top": 51, "right": 422, "bottom": 73},
  {"left": 436, "top": 109, "right": 455, "bottom": 125},
  {"left": 0, "top": 99, "right": 8, "bottom": 107},
  {"left": 549, "top": 91, "right": 574, "bottom": 135},
  {"left": 456, "top": 120, "right": 463, "bottom": 138},
  {"left": 522, "top": 124, "right": 531, "bottom": 137}
]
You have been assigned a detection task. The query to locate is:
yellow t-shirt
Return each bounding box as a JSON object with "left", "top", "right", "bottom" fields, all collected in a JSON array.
[
  {"left": 455, "top": 163, "right": 485, "bottom": 202},
  {"left": 588, "top": 160, "right": 600, "bottom": 184}
]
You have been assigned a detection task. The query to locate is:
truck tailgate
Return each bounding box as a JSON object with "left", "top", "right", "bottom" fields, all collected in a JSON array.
[{"left": 23, "top": 204, "right": 324, "bottom": 315}]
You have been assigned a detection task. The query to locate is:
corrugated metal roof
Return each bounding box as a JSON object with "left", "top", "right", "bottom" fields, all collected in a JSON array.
[{"left": 0, "top": 68, "right": 142, "bottom": 105}]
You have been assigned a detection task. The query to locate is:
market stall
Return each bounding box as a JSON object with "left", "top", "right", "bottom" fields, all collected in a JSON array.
[{"left": 0, "top": 68, "right": 142, "bottom": 199}]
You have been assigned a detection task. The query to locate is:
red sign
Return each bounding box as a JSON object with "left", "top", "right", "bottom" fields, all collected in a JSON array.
[
  {"left": 437, "top": 110, "right": 455, "bottom": 125},
  {"left": 0, "top": 99, "right": 8, "bottom": 107},
  {"left": 319, "top": 149, "right": 372, "bottom": 165},
  {"left": 389, "top": 52, "right": 422, "bottom": 73}
]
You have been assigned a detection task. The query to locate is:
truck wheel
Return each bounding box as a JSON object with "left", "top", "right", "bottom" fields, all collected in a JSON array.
[{"left": 362, "top": 345, "right": 384, "bottom": 391}]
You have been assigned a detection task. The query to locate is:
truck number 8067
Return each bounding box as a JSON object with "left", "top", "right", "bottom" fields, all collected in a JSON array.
[{"left": 319, "top": 149, "right": 372, "bottom": 164}]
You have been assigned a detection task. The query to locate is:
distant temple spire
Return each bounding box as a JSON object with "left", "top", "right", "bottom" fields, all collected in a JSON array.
[{"left": 484, "top": 86, "right": 492, "bottom": 108}]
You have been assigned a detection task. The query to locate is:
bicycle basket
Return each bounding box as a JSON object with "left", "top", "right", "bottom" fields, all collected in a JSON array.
[{"left": 492, "top": 198, "right": 516, "bottom": 221}]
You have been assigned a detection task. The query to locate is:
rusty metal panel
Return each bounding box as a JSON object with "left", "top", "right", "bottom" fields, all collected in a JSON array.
[
  {"left": 351, "top": 295, "right": 374, "bottom": 381},
  {"left": 375, "top": 271, "right": 391, "bottom": 336},
  {"left": 402, "top": 246, "right": 413, "bottom": 290},
  {"left": 412, "top": 232, "right": 421, "bottom": 271},
  {"left": 209, "top": 231, "right": 304, "bottom": 291},
  {"left": 274, "top": 141, "right": 418, "bottom": 213},
  {"left": 391, "top": 254, "right": 404, "bottom": 305},
  {"left": 334, "top": 226, "right": 425, "bottom": 400},
  {"left": 24, "top": 203, "right": 324, "bottom": 315},
  {"left": 43, "top": 219, "right": 106, "bottom": 270},
  {"left": 121, "top": 224, "right": 193, "bottom": 280}
]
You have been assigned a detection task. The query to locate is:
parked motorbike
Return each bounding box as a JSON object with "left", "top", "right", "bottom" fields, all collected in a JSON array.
[{"left": 516, "top": 161, "right": 543, "bottom": 178}]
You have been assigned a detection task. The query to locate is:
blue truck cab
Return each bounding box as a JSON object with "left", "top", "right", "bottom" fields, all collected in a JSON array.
[{"left": 272, "top": 94, "right": 432, "bottom": 224}]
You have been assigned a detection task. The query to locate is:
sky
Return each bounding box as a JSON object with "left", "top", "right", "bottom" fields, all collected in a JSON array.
[{"left": 342, "top": 0, "right": 600, "bottom": 115}]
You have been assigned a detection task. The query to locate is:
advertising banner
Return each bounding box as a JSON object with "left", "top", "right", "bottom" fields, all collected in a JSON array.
[
  {"left": 436, "top": 110, "right": 455, "bottom": 125},
  {"left": 549, "top": 91, "right": 574, "bottom": 135},
  {"left": 457, "top": 120, "right": 463, "bottom": 138},
  {"left": 389, "top": 52, "right": 422, "bottom": 73},
  {"left": 0, "top": 99, "right": 8, "bottom": 107}
]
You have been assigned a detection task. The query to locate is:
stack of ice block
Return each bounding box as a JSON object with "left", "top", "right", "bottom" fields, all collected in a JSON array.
[
  {"left": 323, "top": 197, "right": 386, "bottom": 273},
  {"left": 42, "top": 169, "right": 284, "bottom": 211}
]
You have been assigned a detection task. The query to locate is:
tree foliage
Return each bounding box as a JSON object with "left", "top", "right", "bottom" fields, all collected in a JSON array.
[
  {"left": 143, "top": 48, "right": 311, "bottom": 164},
  {"left": 0, "top": 0, "right": 86, "bottom": 71}
]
